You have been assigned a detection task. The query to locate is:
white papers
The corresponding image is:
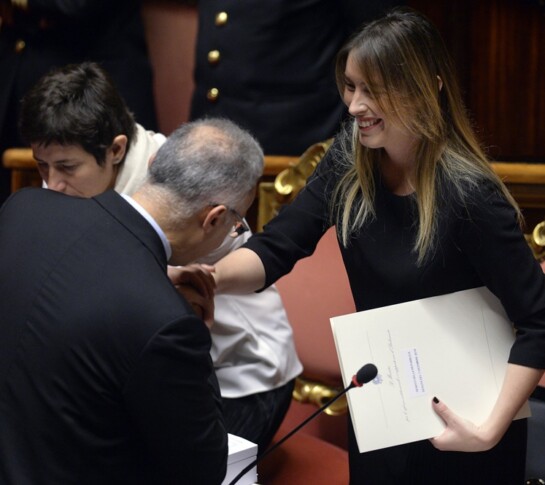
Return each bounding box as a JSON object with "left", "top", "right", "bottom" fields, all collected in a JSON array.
[
  {"left": 330, "top": 287, "right": 530, "bottom": 453},
  {"left": 222, "top": 434, "right": 258, "bottom": 485}
]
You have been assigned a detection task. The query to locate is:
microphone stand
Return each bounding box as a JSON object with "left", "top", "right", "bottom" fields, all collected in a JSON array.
[{"left": 227, "top": 379, "right": 358, "bottom": 485}]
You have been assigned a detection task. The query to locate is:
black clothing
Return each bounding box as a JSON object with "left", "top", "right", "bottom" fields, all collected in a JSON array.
[
  {"left": 0, "top": 0, "right": 157, "bottom": 203},
  {"left": 222, "top": 379, "right": 295, "bottom": 455},
  {"left": 244, "top": 135, "right": 545, "bottom": 483},
  {"left": 190, "top": 0, "right": 401, "bottom": 155},
  {"left": 0, "top": 189, "right": 227, "bottom": 485}
]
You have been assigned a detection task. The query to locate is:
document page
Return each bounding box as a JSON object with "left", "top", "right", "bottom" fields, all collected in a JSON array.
[
  {"left": 330, "top": 287, "right": 530, "bottom": 453},
  {"left": 222, "top": 434, "right": 257, "bottom": 485}
]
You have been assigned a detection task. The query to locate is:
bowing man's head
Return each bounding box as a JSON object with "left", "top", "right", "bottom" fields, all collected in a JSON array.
[{"left": 132, "top": 118, "right": 264, "bottom": 266}]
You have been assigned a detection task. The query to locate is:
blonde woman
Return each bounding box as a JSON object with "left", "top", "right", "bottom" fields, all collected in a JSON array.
[{"left": 177, "top": 7, "right": 545, "bottom": 484}]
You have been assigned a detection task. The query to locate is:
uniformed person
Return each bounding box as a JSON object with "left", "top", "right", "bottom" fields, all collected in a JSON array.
[{"left": 190, "top": 0, "right": 402, "bottom": 156}]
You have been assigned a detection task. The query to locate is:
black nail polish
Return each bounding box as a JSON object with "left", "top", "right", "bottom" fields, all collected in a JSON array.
[{"left": 433, "top": 396, "right": 439, "bottom": 404}]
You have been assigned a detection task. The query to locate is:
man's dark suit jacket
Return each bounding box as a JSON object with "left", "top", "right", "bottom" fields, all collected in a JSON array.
[{"left": 0, "top": 188, "right": 227, "bottom": 485}]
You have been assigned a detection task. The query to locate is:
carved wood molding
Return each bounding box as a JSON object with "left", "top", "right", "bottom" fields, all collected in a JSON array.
[{"left": 4, "top": 147, "right": 545, "bottom": 230}]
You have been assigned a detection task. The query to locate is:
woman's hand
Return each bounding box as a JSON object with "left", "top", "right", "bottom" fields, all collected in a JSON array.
[
  {"left": 431, "top": 365, "right": 543, "bottom": 452},
  {"left": 429, "top": 397, "right": 497, "bottom": 452}
]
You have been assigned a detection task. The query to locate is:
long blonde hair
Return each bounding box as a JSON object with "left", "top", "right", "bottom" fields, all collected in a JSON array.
[{"left": 332, "top": 8, "right": 519, "bottom": 263}]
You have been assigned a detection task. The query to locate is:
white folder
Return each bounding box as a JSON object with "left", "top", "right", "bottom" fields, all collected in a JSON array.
[{"left": 330, "top": 287, "right": 531, "bottom": 453}]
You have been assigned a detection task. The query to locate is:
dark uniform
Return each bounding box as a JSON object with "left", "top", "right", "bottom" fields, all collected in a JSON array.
[
  {"left": 190, "top": 0, "right": 402, "bottom": 155},
  {"left": 0, "top": 0, "right": 157, "bottom": 203}
]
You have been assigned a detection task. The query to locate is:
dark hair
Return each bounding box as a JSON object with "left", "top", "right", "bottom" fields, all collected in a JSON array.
[{"left": 19, "top": 62, "right": 137, "bottom": 166}]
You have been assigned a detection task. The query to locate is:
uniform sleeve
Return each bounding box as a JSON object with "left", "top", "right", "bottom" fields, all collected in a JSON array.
[
  {"left": 123, "top": 316, "right": 228, "bottom": 485},
  {"left": 456, "top": 181, "right": 545, "bottom": 369},
  {"left": 244, "top": 140, "right": 341, "bottom": 288}
]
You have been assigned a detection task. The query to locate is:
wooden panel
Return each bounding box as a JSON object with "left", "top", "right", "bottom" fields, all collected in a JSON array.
[
  {"left": 408, "top": 0, "right": 545, "bottom": 161},
  {"left": 141, "top": 1, "right": 197, "bottom": 135},
  {"left": 491, "top": 162, "right": 545, "bottom": 230},
  {"left": 4, "top": 148, "right": 545, "bottom": 232},
  {"left": 2, "top": 148, "right": 41, "bottom": 192}
]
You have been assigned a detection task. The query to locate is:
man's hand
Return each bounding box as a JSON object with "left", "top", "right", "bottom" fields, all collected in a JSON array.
[
  {"left": 429, "top": 397, "right": 496, "bottom": 452},
  {"left": 176, "top": 284, "right": 215, "bottom": 328},
  {"left": 168, "top": 265, "right": 216, "bottom": 328}
]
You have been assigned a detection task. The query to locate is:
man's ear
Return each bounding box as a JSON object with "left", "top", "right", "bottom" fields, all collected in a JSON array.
[
  {"left": 202, "top": 205, "right": 227, "bottom": 233},
  {"left": 437, "top": 75, "right": 443, "bottom": 92},
  {"left": 110, "top": 135, "right": 128, "bottom": 165},
  {"left": 147, "top": 153, "right": 156, "bottom": 168}
]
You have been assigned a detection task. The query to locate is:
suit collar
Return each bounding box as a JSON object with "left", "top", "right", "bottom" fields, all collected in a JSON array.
[
  {"left": 92, "top": 190, "right": 168, "bottom": 268},
  {"left": 120, "top": 194, "right": 172, "bottom": 261}
]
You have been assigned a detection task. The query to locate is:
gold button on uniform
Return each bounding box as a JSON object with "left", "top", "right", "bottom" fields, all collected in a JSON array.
[
  {"left": 208, "top": 13, "right": 226, "bottom": 102},
  {"left": 215, "top": 12, "right": 228, "bottom": 26},
  {"left": 207, "top": 88, "right": 219, "bottom": 102},
  {"left": 14, "top": 39, "right": 26, "bottom": 54},
  {"left": 208, "top": 50, "right": 221, "bottom": 65}
]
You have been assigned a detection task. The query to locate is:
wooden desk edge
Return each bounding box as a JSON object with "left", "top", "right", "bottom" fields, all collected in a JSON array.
[
  {"left": 4, "top": 149, "right": 545, "bottom": 187},
  {"left": 490, "top": 162, "right": 545, "bottom": 185},
  {"left": 2, "top": 148, "right": 36, "bottom": 169}
]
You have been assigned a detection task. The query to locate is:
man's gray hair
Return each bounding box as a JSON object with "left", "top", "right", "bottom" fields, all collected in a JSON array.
[{"left": 146, "top": 118, "right": 264, "bottom": 218}]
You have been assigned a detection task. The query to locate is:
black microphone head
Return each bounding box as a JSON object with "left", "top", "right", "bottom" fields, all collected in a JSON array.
[{"left": 355, "top": 363, "right": 378, "bottom": 385}]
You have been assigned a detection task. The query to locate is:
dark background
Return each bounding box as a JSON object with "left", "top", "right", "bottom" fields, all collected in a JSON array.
[{"left": 409, "top": 0, "right": 545, "bottom": 162}]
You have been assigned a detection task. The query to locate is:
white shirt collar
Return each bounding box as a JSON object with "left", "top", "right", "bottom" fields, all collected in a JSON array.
[{"left": 120, "top": 193, "right": 172, "bottom": 261}]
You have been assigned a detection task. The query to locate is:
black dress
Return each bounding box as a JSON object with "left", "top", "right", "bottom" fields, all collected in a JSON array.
[{"left": 245, "top": 136, "right": 545, "bottom": 484}]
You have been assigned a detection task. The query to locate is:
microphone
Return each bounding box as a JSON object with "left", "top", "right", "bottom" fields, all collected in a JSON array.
[{"left": 227, "top": 363, "right": 378, "bottom": 485}]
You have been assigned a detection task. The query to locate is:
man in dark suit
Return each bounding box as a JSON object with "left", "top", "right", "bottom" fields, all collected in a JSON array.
[{"left": 0, "top": 118, "right": 264, "bottom": 484}]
